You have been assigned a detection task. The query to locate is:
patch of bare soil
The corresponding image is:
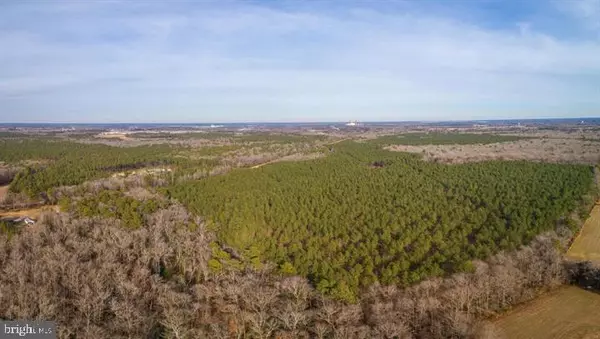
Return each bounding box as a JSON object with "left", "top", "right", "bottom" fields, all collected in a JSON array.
[
  {"left": 96, "top": 133, "right": 131, "bottom": 141},
  {"left": 0, "top": 205, "right": 59, "bottom": 219},
  {"left": 386, "top": 138, "right": 600, "bottom": 164},
  {"left": 0, "top": 185, "right": 8, "bottom": 204},
  {"left": 112, "top": 167, "right": 172, "bottom": 178}
]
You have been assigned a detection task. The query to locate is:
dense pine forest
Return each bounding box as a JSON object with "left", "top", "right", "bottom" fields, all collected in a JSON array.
[
  {"left": 64, "top": 189, "right": 168, "bottom": 229},
  {"left": 129, "top": 131, "right": 327, "bottom": 143},
  {"left": 168, "top": 141, "right": 595, "bottom": 301}
]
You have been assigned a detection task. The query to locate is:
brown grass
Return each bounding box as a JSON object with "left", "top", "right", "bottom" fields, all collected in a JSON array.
[
  {"left": 386, "top": 138, "right": 600, "bottom": 164},
  {"left": 567, "top": 204, "right": 600, "bottom": 264},
  {"left": 494, "top": 286, "right": 600, "bottom": 339}
]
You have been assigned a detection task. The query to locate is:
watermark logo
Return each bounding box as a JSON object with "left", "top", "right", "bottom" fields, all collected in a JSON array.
[{"left": 1, "top": 321, "right": 55, "bottom": 339}]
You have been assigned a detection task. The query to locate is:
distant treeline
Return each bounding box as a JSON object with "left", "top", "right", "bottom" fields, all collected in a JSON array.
[
  {"left": 132, "top": 131, "right": 327, "bottom": 144},
  {"left": 370, "top": 132, "right": 528, "bottom": 146},
  {"left": 0, "top": 139, "right": 220, "bottom": 197}
]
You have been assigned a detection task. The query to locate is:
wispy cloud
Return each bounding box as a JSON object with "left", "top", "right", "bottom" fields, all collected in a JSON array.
[
  {"left": 0, "top": 1, "right": 599, "bottom": 122},
  {"left": 558, "top": 0, "right": 600, "bottom": 32}
]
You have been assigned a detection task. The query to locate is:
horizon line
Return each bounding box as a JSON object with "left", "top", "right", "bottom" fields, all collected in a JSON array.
[{"left": 1, "top": 116, "right": 599, "bottom": 125}]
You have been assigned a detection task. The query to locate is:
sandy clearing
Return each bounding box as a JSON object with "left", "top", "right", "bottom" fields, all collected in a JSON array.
[{"left": 494, "top": 286, "right": 600, "bottom": 339}]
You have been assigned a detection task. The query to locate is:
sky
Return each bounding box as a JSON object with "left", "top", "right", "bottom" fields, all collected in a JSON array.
[{"left": 0, "top": 0, "right": 599, "bottom": 123}]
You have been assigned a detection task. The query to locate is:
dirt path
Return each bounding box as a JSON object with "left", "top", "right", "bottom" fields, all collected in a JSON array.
[
  {"left": 249, "top": 153, "right": 325, "bottom": 170},
  {"left": 250, "top": 160, "right": 277, "bottom": 169},
  {"left": 248, "top": 138, "right": 349, "bottom": 170},
  {"left": 566, "top": 202, "right": 600, "bottom": 263},
  {"left": 327, "top": 137, "right": 350, "bottom": 145},
  {"left": 0, "top": 205, "right": 60, "bottom": 219}
]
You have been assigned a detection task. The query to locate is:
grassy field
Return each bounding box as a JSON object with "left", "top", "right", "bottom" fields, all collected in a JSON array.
[
  {"left": 567, "top": 203, "right": 600, "bottom": 264},
  {"left": 494, "top": 286, "right": 600, "bottom": 339}
]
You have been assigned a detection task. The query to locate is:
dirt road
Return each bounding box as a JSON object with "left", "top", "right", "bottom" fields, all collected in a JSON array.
[{"left": 0, "top": 205, "right": 60, "bottom": 219}]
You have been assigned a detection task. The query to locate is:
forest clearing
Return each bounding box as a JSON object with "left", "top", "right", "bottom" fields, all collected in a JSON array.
[
  {"left": 494, "top": 286, "right": 600, "bottom": 339},
  {"left": 567, "top": 203, "right": 600, "bottom": 264}
]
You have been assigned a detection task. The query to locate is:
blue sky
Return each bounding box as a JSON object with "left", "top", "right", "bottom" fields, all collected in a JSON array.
[{"left": 1, "top": 0, "right": 599, "bottom": 123}]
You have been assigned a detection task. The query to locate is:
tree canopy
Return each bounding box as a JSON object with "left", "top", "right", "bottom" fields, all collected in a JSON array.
[
  {"left": 370, "top": 132, "right": 527, "bottom": 146},
  {"left": 168, "top": 141, "right": 594, "bottom": 301},
  {"left": 1, "top": 139, "right": 221, "bottom": 198}
]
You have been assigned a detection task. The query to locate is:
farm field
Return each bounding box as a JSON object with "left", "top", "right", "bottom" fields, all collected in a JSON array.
[
  {"left": 567, "top": 203, "right": 600, "bottom": 264},
  {"left": 494, "top": 286, "right": 600, "bottom": 339}
]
